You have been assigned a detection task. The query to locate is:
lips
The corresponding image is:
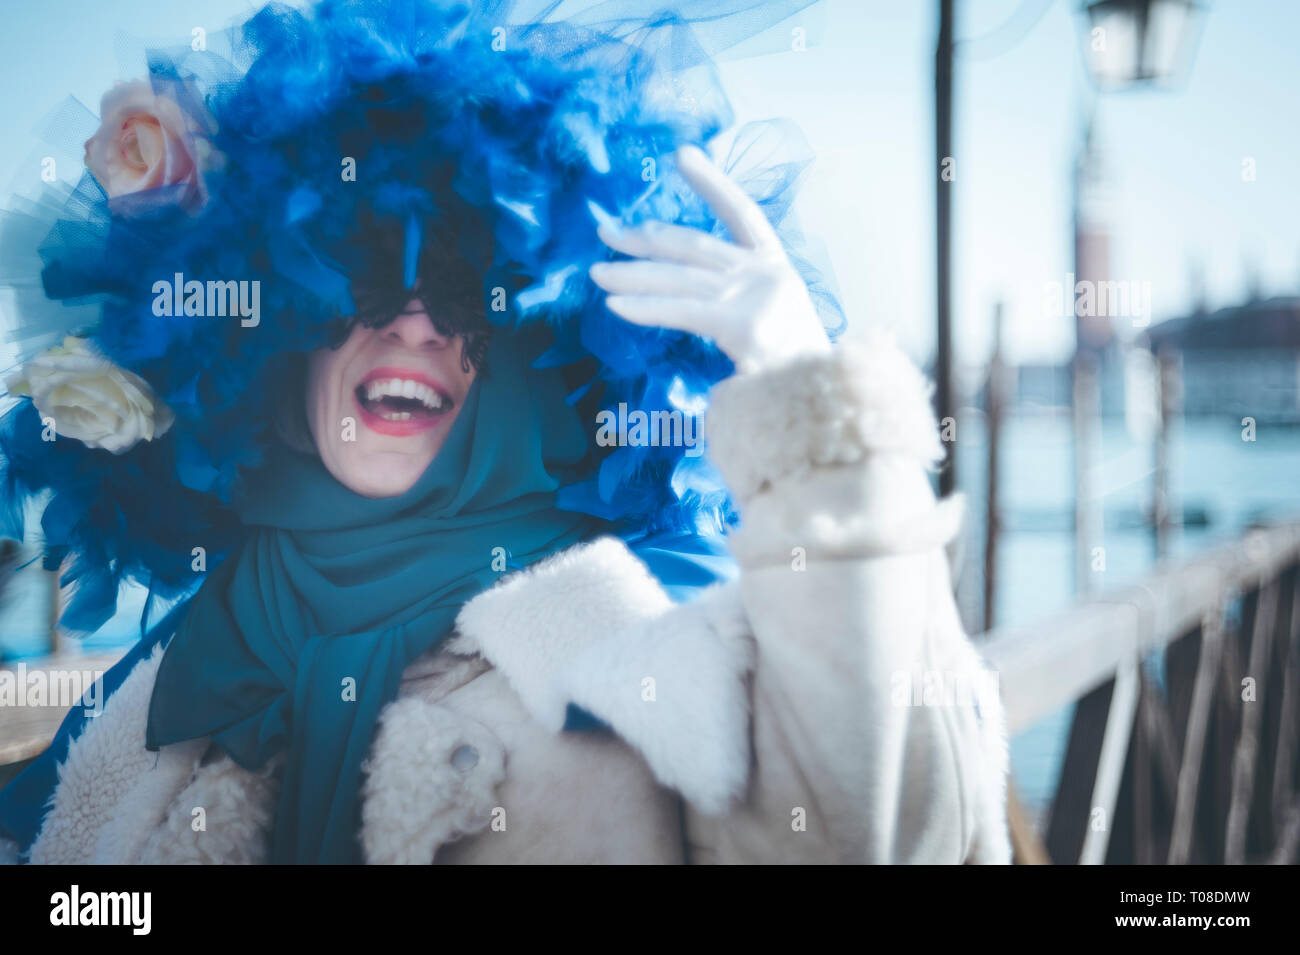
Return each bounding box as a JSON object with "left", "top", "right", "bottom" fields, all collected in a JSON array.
[{"left": 353, "top": 365, "right": 454, "bottom": 437}]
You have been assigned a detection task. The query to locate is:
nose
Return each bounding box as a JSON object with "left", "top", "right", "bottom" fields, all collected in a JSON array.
[{"left": 381, "top": 299, "right": 450, "bottom": 349}]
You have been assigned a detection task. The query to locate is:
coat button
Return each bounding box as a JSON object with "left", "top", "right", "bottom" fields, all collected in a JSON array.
[{"left": 451, "top": 743, "right": 479, "bottom": 772}]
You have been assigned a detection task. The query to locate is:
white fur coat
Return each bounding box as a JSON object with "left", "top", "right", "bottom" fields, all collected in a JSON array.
[{"left": 2, "top": 334, "right": 1010, "bottom": 865}]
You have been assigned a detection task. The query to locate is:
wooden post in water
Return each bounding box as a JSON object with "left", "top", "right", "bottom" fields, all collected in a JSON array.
[
  {"left": 1073, "top": 355, "right": 1102, "bottom": 596},
  {"left": 983, "top": 302, "right": 1005, "bottom": 633},
  {"left": 934, "top": 0, "right": 956, "bottom": 497},
  {"left": 1153, "top": 345, "right": 1180, "bottom": 561}
]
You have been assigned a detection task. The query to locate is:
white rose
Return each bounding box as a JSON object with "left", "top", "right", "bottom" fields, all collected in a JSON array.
[{"left": 5, "top": 337, "right": 175, "bottom": 454}]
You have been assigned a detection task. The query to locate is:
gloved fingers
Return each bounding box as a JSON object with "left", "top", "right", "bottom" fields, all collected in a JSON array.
[
  {"left": 674, "top": 144, "right": 780, "bottom": 252},
  {"left": 602, "top": 294, "right": 726, "bottom": 336},
  {"left": 596, "top": 220, "right": 745, "bottom": 270},
  {"left": 588, "top": 259, "right": 729, "bottom": 299}
]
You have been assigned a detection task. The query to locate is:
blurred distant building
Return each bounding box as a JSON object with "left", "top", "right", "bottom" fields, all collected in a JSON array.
[
  {"left": 984, "top": 295, "right": 1300, "bottom": 423},
  {"left": 1145, "top": 295, "right": 1300, "bottom": 422}
]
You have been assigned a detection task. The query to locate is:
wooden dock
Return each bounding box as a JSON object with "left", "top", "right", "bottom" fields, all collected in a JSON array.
[
  {"left": 0, "top": 651, "right": 124, "bottom": 788},
  {"left": 981, "top": 520, "right": 1300, "bottom": 864}
]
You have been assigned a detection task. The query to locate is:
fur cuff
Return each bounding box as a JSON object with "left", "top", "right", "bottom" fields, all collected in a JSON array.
[{"left": 706, "top": 331, "right": 945, "bottom": 503}]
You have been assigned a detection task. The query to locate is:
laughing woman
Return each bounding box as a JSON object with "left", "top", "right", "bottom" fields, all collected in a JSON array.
[{"left": 0, "top": 0, "right": 1010, "bottom": 864}]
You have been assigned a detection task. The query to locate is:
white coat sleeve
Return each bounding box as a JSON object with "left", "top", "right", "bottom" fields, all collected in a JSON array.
[{"left": 688, "top": 331, "right": 1012, "bottom": 864}]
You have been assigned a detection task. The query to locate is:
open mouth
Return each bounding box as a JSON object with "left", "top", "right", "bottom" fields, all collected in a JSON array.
[{"left": 353, "top": 367, "right": 453, "bottom": 435}]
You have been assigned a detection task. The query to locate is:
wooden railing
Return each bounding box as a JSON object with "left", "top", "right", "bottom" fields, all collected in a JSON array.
[{"left": 981, "top": 520, "right": 1300, "bottom": 864}]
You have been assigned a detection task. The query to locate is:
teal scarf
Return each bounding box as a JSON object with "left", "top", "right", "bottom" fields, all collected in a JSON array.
[{"left": 145, "top": 329, "right": 606, "bottom": 863}]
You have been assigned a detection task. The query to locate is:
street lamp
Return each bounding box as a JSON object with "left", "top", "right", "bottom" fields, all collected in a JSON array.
[{"left": 1080, "top": 0, "right": 1203, "bottom": 90}]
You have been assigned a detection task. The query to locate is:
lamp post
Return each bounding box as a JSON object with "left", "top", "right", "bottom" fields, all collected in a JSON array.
[
  {"left": 1070, "top": 0, "right": 1203, "bottom": 595},
  {"left": 935, "top": 0, "right": 956, "bottom": 498}
]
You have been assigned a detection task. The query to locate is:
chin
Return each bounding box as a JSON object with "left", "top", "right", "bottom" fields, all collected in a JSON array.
[{"left": 345, "top": 452, "right": 434, "bottom": 498}]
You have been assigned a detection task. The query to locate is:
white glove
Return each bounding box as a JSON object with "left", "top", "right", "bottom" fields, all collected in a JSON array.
[{"left": 589, "top": 144, "right": 831, "bottom": 376}]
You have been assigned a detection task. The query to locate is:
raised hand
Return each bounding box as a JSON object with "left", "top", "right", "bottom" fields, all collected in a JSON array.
[{"left": 589, "top": 144, "right": 830, "bottom": 376}]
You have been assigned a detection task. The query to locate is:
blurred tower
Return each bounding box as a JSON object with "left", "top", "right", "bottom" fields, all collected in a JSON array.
[
  {"left": 1071, "top": 119, "right": 1113, "bottom": 597},
  {"left": 1074, "top": 121, "right": 1115, "bottom": 355},
  {"left": 1186, "top": 255, "right": 1207, "bottom": 317}
]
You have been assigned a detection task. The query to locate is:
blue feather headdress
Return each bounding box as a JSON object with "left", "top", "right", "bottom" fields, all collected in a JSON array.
[{"left": 0, "top": 0, "right": 842, "bottom": 634}]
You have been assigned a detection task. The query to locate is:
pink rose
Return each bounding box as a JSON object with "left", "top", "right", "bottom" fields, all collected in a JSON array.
[{"left": 83, "top": 79, "right": 215, "bottom": 211}]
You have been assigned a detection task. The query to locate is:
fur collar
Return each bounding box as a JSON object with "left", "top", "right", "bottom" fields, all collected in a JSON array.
[{"left": 449, "top": 536, "right": 755, "bottom": 814}]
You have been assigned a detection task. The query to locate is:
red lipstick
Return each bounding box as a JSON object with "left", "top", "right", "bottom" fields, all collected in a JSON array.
[{"left": 353, "top": 366, "right": 454, "bottom": 437}]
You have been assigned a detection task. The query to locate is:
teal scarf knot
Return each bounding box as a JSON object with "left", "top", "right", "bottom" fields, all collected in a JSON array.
[{"left": 145, "top": 330, "right": 606, "bottom": 863}]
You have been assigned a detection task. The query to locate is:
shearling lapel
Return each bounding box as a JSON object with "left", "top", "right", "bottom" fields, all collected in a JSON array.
[
  {"left": 448, "top": 536, "right": 678, "bottom": 731},
  {"left": 450, "top": 535, "right": 757, "bottom": 813}
]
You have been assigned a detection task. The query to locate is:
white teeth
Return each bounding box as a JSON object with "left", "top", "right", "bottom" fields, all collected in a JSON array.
[{"left": 362, "top": 378, "right": 445, "bottom": 411}]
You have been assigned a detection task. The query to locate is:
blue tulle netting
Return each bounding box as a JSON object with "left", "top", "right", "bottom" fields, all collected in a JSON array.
[{"left": 0, "top": 0, "right": 843, "bottom": 634}]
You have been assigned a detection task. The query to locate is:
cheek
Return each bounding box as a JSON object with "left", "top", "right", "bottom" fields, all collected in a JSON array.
[{"left": 305, "top": 350, "right": 346, "bottom": 446}]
